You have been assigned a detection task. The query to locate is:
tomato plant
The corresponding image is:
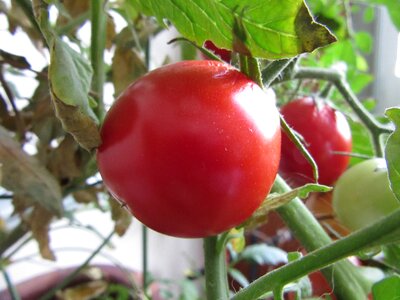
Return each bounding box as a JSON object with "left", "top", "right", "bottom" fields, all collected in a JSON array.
[
  {"left": 202, "top": 40, "right": 232, "bottom": 63},
  {"left": 97, "top": 60, "right": 281, "bottom": 238},
  {"left": 279, "top": 97, "right": 352, "bottom": 187},
  {"left": 333, "top": 158, "right": 400, "bottom": 232}
]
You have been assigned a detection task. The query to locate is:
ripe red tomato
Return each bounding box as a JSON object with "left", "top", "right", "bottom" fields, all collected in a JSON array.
[
  {"left": 97, "top": 60, "right": 281, "bottom": 238},
  {"left": 202, "top": 40, "right": 232, "bottom": 63},
  {"left": 279, "top": 97, "right": 352, "bottom": 187}
]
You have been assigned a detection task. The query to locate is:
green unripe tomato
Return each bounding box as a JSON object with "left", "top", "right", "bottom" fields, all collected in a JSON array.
[{"left": 333, "top": 158, "right": 400, "bottom": 231}]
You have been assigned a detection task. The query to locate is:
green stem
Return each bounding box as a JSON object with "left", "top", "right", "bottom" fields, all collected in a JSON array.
[
  {"left": 90, "top": 0, "right": 107, "bottom": 120},
  {"left": 0, "top": 223, "right": 28, "bottom": 257},
  {"left": 232, "top": 204, "right": 400, "bottom": 300},
  {"left": 56, "top": 11, "right": 90, "bottom": 36},
  {"left": 38, "top": 231, "right": 114, "bottom": 300},
  {"left": 273, "top": 176, "right": 369, "bottom": 299},
  {"left": 261, "top": 58, "right": 295, "bottom": 88},
  {"left": 0, "top": 263, "right": 21, "bottom": 300},
  {"left": 280, "top": 116, "right": 319, "bottom": 183},
  {"left": 204, "top": 236, "right": 229, "bottom": 300},
  {"left": 142, "top": 225, "right": 149, "bottom": 294},
  {"left": 246, "top": 57, "right": 263, "bottom": 87}
]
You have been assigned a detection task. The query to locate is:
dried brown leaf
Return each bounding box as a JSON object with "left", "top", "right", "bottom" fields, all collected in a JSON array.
[
  {"left": 57, "top": 0, "right": 90, "bottom": 26},
  {"left": 51, "top": 97, "right": 101, "bottom": 152},
  {"left": 56, "top": 280, "right": 108, "bottom": 300},
  {"left": 29, "top": 78, "right": 64, "bottom": 145},
  {"left": 11, "top": 193, "right": 32, "bottom": 216},
  {"left": 7, "top": 0, "right": 44, "bottom": 49},
  {"left": 47, "top": 134, "right": 82, "bottom": 185},
  {"left": 0, "top": 125, "right": 63, "bottom": 215},
  {"left": 73, "top": 187, "right": 99, "bottom": 204},
  {"left": 106, "top": 15, "right": 116, "bottom": 50},
  {"left": 27, "top": 205, "right": 56, "bottom": 260},
  {"left": 111, "top": 46, "right": 147, "bottom": 96},
  {"left": 109, "top": 197, "right": 132, "bottom": 236}
]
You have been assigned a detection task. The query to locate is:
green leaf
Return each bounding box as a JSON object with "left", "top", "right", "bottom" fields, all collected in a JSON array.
[
  {"left": 382, "top": 244, "right": 400, "bottom": 270},
  {"left": 359, "top": 0, "right": 400, "bottom": 31},
  {"left": 238, "top": 244, "right": 288, "bottom": 266},
  {"left": 178, "top": 279, "right": 200, "bottom": 300},
  {"left": 372, "top": 275, "right": 400, "bottom": 299},
  {"left": 354, "top": 31, "right": 373, "bottom": 54},
  {"left": 49, "top": 37, "right": 95, "bottom": 119},
  {"left": 349, "top": 120, "right": 374, "bottom": 166},
  {"left": 241, "top": 183, "right": 331, "bottom": 228},
  {"left": 385, "top": 107, "right": 400, "bottom": 201},
  {"left": 49, "top": 37, "right": 101, "bottom": 151},
  {"left": 130, "top": 0, "right": 336, "bottom": 59}
]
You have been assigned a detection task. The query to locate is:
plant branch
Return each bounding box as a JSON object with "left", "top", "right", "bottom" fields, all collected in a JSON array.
[
  {"left": 0, "top": 262, "right": 21, "bottom": 300},
  {"left": 0, "top": 66, "right": 25, "bottom": 141},
  {"left": 0, "top": 223, "right": 29, "bottom": 258},
  {"left": 232, "top": 196, "right": 400, "bottom": 299},
  {"left": 38, "top": 231, "right": 115, "bottom": 300},
  {"left": 204, "top": 235, "right": 229, "bottom": 300},
  {"left": 90, "top": 0, "right": 107, "bottom": 120},
  {"left": 262, "top": 58, "right": 295, "bottom": 88}
]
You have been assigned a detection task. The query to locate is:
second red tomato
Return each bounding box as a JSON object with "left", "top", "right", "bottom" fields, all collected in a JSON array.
[{"left": 279, "top": 97, "right": 352, "bottom": 187}]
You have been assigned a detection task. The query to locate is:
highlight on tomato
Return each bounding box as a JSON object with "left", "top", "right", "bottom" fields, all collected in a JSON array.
[
  {"left": 97, "top": 60, "right": 281, "bottom": 238},
  {"left": 279, "top": 97, "right": 352, "bottom": 187}
]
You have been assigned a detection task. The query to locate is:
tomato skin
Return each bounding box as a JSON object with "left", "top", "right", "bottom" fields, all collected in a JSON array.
[
  {"left": 333, "top": 158, "right": 400, "bottom": 231},
  {"left": 279, "top": 97, "right": 352, "bottom": 187},
  {"left": 97, "top": 60, "right": 281, "bottom": 238},
  {"left": 202, "top": 40, "right": 232, "bottom": 63}
]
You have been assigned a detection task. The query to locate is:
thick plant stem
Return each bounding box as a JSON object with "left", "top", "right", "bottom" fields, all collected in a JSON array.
[
  {"left": 90, "top": 0, "right": 107, "bottom": 120},
  {"left": 231, "top": 205, "right": 400, "bottom": 300},
  {"left": 273, "top": 176, "right": 369, "bottom": 300},
  {"left": 204, "top": 236, "right": 229, "bottom": 300}
]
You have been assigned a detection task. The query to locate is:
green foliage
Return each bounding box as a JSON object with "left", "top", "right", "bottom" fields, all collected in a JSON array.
[
  {"left": 385, "top": 107, "right": 400, "bottom": 201},
  {"left": 130, "top": 0, "right": 336, "bottom": 59},
  {"left": 372, "top": 275, "right": 400, "bottom": 299}
]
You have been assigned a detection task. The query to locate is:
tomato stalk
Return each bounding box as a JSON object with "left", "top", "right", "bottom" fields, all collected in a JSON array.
[
  {"left": 203, "top": 235, "right": 230, "bottom": 300},
  {"left": 231, "top": 204, "right": 400, "bottom": 300},
  {"left": 90, "top": 0, "right": 107, "bottom": 120}
]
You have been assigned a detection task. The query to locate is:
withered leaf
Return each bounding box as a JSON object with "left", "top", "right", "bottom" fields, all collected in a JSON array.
[
  {"left": 7, "top": 0, "right": 44, "bottom": 49},
  {"left": 0, "top": 49, "right": 31, "bottom": 70},
  {"left": 0, "top": 125, "right": 63, "bottom": 215},
  {"left": 106, "top": 15, "right": 116, "bottom": 50},
  {"left": 28, "top": 73, "right": 64, "bottom": 145},
  {"left": 63, "top": 0, "right": 90, "bottom": 17},
  {"left": 56, "top": 280, "right": 108, "bottom": 300},
  {"left": 73, "top": 187, "right": 99, "bottom": 204},
  {"left": 112, "top": 46, "right": 147, "bottom": 96},
  {"left": 51, "top": 98, "right": 101, "bottom": 151},
  {"left": 27, "top": 204, "right": 56, "bottom": 260},
  {"left": 109, "top": 196, "right": 132, "bottom": 236},
  {"left": 47, "top": 134, "right": 82, "bottom": 184}
]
